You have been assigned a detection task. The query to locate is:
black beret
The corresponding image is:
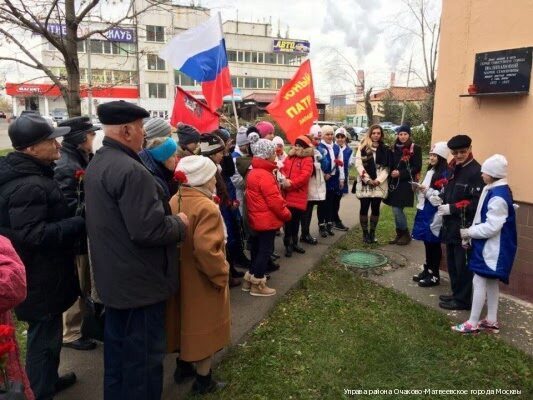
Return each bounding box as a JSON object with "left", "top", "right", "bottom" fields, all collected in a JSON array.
[
  {"left": 177, "top": 123, "right": 201, "bottom": 146},
  {"left": 447, "top": 134, "right": 472, "bottom": 150},
  {"left": 59, "top": 116, "right": 99, "bottom": 145},
  {"left": 97, "top": 101, "right": 149, "bottom": 125}
]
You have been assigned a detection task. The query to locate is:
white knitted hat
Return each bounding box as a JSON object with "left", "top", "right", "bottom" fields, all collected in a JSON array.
[
  {"left": 177, "top": 155, "right": 217, "bottom": 187},
  {"left": 335, "top": 127, "right": 347, "bottom": 137},
  {"left": 481, "top": 154, "right": 508, "bottom": 179},
  {"left": 309, "top": 124, "right": 321, "bottom": 138},
  {"left": 430, "top": 141, "right": 450, "bottom": 159},
  {"left": 249, "top": 133, "right": 275, "bottom": 159},
  {"left": 236, "top": 126, "right": 250, "bottom": 146},
  {"left": 272, "top": 136, "right": 285, "bottom": 146}
]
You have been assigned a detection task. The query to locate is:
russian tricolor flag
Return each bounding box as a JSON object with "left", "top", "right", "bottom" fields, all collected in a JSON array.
[{"left": 159, "top": 13, "right": 233, "bottom": 112}]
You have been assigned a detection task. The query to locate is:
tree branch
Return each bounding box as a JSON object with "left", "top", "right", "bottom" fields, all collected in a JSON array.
[{"left": 76, "top": 0, "right": 100, "bottom": 25}]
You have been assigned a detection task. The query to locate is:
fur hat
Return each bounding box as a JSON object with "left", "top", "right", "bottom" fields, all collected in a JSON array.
[
  {"left": 236, "top": 126, "right": 250, "bottom": 146},
  {"left": 200, "top": 133, "right": 225, "bottom": 156},
  {"left": 309, "top": 124, "right": 321, "bottom": 138},
  {"left": 481, "top": 154, "right": 508, "bottom": 179},
  {"left": 249, "top": 132, "right": 275, "bottom": 159},
  {"left": 144, "top": 118, "right": 172, "bottom": 140},
  {"left": 177, "top": 155, "right": 217, "bottom": 187},
  {"left": 177, "top": 123, "right": 201, "bottom": 146},
  {"left": 447, "top": 134, "right": 472, "bottom": 150},
  {"left": 430, "top": 141, "right": 450, "bottom": 159},
  {"left": 256, "top": 121, "right": 275, "bottom": 138}
]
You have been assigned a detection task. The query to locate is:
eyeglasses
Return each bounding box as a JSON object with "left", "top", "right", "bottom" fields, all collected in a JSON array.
[{"left": 450, "top": 149, "right": 470, "bottom": 156}]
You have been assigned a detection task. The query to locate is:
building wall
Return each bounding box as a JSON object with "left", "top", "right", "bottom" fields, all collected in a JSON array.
[{"left": 433, "top": 0, "right": 533, "bottom": 301}]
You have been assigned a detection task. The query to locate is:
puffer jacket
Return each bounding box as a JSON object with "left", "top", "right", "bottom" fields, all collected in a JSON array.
[
  {"left": 245, "top": 157, "right": 291, "bottom": 231},
  {"left": 307, "top": 148, "right": 327, "bottom": 201},
  {"left": 281, "top": 147, "right": 314, "bottom": 210}
]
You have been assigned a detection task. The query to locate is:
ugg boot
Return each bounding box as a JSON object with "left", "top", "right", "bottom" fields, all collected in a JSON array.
[
  {"left": 191, "top": 371, "right": 226, "bottom": 395},
  {"left": 360, "top": 215, "right": 370, "bottom": 243},
  {"left": 326, "top": 222, "right": 335, "bottom": 236},
  {"left": 284, "top": 237, "right": 293, "bottom": 257},
  {"left": 250, "top": 275, "right": 276, "bottom": 297},
  {"left": 389, "top": 228, "right": 402, "bottom": 244},
  {"left": 319, "top": 223, "right": 328, "bottom": 238},
  {"left": 242, "top": 271, "right": 252, "bottom": 292},
  {"left": 292, "top": 236, "right": 306, "bottom": 254},
  {"left": 396, "top": 229, "right": 412, "bottom": 246},
  {"left": 369, "top": 215, "right": 379, "bottom": 243}
]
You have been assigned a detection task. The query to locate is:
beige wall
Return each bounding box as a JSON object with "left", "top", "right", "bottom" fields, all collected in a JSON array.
[{"left": 433, "top": 0, "right": 533, "bottom": 202}]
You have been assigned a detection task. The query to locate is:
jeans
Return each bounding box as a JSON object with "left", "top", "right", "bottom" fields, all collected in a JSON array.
[
  {"left": 104, "top": 301, "right": 166, "bottom": 400},
  {"left": 250, "top": 230, "right": 276, "bottom": 279},
  {"left": 25, "top": 314, "right": 63, "bottom": 400},
  {"left": 392, "top": 206, "right": 408, "bottom": 230}
]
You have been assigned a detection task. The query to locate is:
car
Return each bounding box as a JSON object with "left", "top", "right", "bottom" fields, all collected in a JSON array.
[
  {"left": 51, "top": 108, "right": 68, "bottom": 122},
  {"left": 0, "top": 111, "right": 6, "bottom": 119}
]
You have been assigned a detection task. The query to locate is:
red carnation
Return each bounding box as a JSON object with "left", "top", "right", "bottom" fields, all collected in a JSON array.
[
  {"left": 0, "top": 340, "right": 15, "bottom": 358},
  {"left": 74, "top": 169, "right": 85, "bottom": 180},
  {"left": 0, "top": 325, "right": 15, "bottom": 338},
  {"left": 434, "top": 178, "right": 449, "bottom": 190},
  {"left": 402, "top": 148, "right": 411, "bottom": 157},
  {"left": 335, "top": 159, "right": 344, "bottom": 167},
  {"left": 233, "top": 199, "right": 241, "bottom": 208},
  {"left": 455, "top": 200, "right": 471, "bottom": 209},
  {"left": 173, "top": 170, "right": 188, "bottom": 184},
  {"left": 213, "top": 195, "right": 221, "bottom": 204}
]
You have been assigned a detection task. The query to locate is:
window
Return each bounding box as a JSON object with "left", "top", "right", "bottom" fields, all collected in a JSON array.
[
  {"left": 277, "top": 53, "right": 285, "bottom": 64},
  {"left": 116, "top": 42, "right": 136, "bottom": 56},
  {"left": 105, "top": 70, "right": 113, "bottom": 83},
  {"left": 244, "top": 77, "right": 258, "bottom": 88},
  {"left": 148, "top": 83, "right": 166, "bottom": 98},
  {"left": 146, "top": 25, "right": 164, "bottom": 42},
  {"left": 237, "top": 77, "right": 244, "bottom": 88},
  {"left": 90, "top": 40, "right": 103, "bottom": 54},
  {"left": 79, "top": 69, "right": 87, "bottom": 83},
  {"left": 150, "top": 110, "right": 169, "bottom": 119},
  {"left": 257, "top": 52, "right": 264, "bottom": 63},
  {"left": 92, "top": 69, "right": 105, "bottom": 84},
  {"left": 147, "top": 54, "right": 166, "bottom": 71},
  {"left": 77, "top": 41, "right": 85, "bottom": 53},
  {"left": 244, "top": 51, "right": 251, "bottom": 63},
  {"left": 174, "top": 71, "right": 196, "bottom": 86},
  {"left": 264, "top": 78, "right": 275, "bottom": 89},
  {"left": 113, "top": 70, "right": 131, "bottom": 85},
  {"left": 265, "top": 52, "right": 277, "bottom": 64},
  {"left": 227, "top": 50, "right": 237, "bottom": 62},
  {"left": 231, "top": 77, "right": 237, "bottom": 87}
]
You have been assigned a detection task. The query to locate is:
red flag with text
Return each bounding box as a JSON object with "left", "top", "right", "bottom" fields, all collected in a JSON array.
[
  {"left": 266, "top": 60, "right": 319, "bottom": 144},
  {"left": 170, "top": 86, "right": 220, "bottom": 133}
]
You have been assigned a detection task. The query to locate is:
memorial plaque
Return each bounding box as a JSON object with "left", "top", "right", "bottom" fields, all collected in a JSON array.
[{"left": 473, "top": 47, "right": 532, "bottom": 94}]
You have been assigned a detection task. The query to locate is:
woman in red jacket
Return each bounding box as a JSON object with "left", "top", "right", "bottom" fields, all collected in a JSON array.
[
  {"left": 280, "top": 135, "right": 314, "bottom": 257},
  {"left": 245, "top": 135, "right": 292, "bottom": 297},
  {"left": 0, "top": 235, "right": 34, "bottom": 400}
]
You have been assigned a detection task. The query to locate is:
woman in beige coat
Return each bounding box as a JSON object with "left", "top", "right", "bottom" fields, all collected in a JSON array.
[{"left": 167, "top": 155, "right": 230, "bottom": 395}]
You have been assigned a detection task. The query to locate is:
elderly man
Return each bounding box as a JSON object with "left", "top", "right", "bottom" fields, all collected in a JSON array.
[
  {"left": 433, "top": 134, "right": 484, "bottom": 310},
  {"left": 0, "top": 113, "right": 85, "bottom": 399},
  {"left": 54, "top": 116, "right": 99, "bottom": 352},
  {"left": 84, "top": 101, "right": 188, "bottom": 399}
]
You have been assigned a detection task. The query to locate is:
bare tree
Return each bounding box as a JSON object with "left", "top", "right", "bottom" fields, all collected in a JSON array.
[{"left": 0, "top": 0, "right": 163, "bottom": 117}]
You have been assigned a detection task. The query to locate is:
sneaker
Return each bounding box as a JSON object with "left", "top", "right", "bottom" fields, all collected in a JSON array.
[
  {"left": 250, "top": 276, "right": 276, "bottom": 297},
  {"left": 242, "top": 271, "right": 252, "bottom": 292},
  {"left": 418, "top": 274, "right": 440, "bottom": 287},
  {"left": 479, "top": 319, "right": 500, "bottom": 333},
  {"left": 333, "top": 222, "right": 349, "bottom": 231},
  {"left": 412, "top": 266, "right": 429, "bottom": 282},
  {"left": 301, "top": 234, "right": 318, "bottom": 245},
  {"left": 451, "top": 321, "right": 480, "bottom": 334},
  {"left": 326, "top": 223, "right": 335, "bottom": 236},
  {"left": 319, "top": 224, "right": 328, "bottom": 238}
]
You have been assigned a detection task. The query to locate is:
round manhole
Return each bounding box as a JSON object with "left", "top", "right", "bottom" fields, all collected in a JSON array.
[{"left": 340, "top": 250, "right": 388, "bottom": 269}]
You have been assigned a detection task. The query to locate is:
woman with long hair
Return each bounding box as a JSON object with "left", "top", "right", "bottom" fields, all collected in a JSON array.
[{"left": 354, "top": 124, "right": 390, "bottom": 243}]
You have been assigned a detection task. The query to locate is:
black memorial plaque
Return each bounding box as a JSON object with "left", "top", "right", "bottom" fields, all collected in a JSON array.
[{"left": 473, "top": 47, "right": 532, "bottom": 94}]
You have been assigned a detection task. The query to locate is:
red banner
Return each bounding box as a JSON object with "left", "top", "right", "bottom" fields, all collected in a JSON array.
[
  {"left": 170, "top": 86, "right": 220, "bottom": 133},
  {"left": 266, "top": 60, "right": 319, "bottom": 143}
]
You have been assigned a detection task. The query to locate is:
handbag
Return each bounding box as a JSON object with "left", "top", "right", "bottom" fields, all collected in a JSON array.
[
  {"left": 0, "top": 380, "right": 26, "bottom": 400},
  {"left": 81, "top": 296, "right": 105, "bottom": 342}
]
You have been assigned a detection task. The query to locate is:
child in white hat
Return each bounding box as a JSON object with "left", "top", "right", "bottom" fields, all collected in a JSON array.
[{"left": 453, "top": 154, "right": 517, "bottom": 334}]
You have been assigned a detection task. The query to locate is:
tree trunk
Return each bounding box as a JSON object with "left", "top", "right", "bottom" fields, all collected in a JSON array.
[
  {"left": 64, "top": 0, "right": 82, "bottom": 117},
  {"left": 364, "top": 88, "right": 374, "bottom": 125}
]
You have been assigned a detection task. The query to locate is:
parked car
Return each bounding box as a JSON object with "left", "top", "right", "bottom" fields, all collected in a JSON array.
[
  {"left": 51, "top": 108, "right": 68, "bottom": 122},
  {"left": 0, "top": 111, "right": 6, "bottom": 119}
]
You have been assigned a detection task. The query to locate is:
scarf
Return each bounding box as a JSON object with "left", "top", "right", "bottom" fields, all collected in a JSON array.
[
  {"left": 361, "top": 143, "right": 387, "bottom": 180},
  {"left": 321, "top": 140, "right": 338, "bottom": 175}
]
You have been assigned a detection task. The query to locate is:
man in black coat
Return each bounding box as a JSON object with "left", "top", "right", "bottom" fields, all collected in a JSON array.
[
  {"left": 433, "top": 134, "right": 484, "bottom": 310},
  {"left": 0, "top": 113, "right": 85, "bottom": 399},
  {"left": 54, "top": 116, "right": 99, "bottom": 351},
  {"left": 84, "top": 101, "right": 188, "bottom": 399}
]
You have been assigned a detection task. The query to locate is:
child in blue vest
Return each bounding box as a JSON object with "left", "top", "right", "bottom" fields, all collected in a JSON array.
[
  {"left": 332, "top": 127, "right": 353, "bottom": 231},
  {"left": 452, "top": 154, "right": 517, "bottom": 334},
  {"left": 411, "top": 142, "right": 450, "bottom": 287}
]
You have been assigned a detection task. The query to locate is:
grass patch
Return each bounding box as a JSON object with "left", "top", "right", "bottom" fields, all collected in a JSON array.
[
  {"left": 191, "top": 227, "right": 532, "bottom": 399},
  {"left": 0, "top": 148, "right": 11, "bottom": 156}
]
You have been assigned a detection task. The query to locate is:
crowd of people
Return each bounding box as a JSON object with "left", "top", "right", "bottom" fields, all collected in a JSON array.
[{"left": 0, "top": 102, "right": 517, "bottom": 399}]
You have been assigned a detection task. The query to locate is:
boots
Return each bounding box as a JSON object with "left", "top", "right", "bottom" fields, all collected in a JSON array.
[
  {"left": 292, "top": 236, "right": 306, "bottom": 254},
  {"left": 412, "top": 264, "right": 430, "bottom": 282},
  {"left": 242, "top": 271, "right": 252, "bottom": 292},
  {"left": 360, "top": 215, "right": 370, "bottom": 243},
  {"left": 174, "top": 359, "right": 196, "bottom": 383},
  {"left": 369, "top": 215, "right": 379, "bottom": 244},
  {"left": 301, "top": 233, "right": 318, "bottom": 245},
  {"left": 319, "top": 223, "right": 328, "bottom": 238},
  {"left": 326, "top": 222, "right": 335, "bottom": 236},
  {"left": 396, "top": 229, "right": 412, "bottom": 246},
  {"left": 250, "top": 275, "right": 276, "bottom": 297},
  {"left": 389, "top": 228, "right": 402, "bottom": 244},
  {"left": 418, "top": 267, "right": 440, "bottom": 287},
  {"left": 284, "top": 237, "right": 293, "bottom": 257},
  {"left": 191, "top": 371, "right": 226, "bottom": 395}
]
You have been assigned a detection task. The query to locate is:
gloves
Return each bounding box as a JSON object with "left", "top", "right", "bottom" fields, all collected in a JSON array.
[
  {"left": 429, "top": 194, "right": 443, "bottom": 206},
  {"left": 460, "top": 228, "right": 470, "bottom": 239},
  {"left": 437, "top": 204, "right": 451, "bottom": 216}
]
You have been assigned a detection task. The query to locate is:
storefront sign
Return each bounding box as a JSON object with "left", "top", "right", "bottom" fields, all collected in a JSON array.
[
  {"left": 46, "top": 24, "right": 135, "bottom": 43},
  {"left": 273, "top": 39, "right": 310, "bottom": 55},
  {"left": 473, "top": 47, "right": 532, "bottom": 93}
]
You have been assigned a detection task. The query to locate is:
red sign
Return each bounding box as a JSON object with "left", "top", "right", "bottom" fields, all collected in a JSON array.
[
  {"left": 170, "top": 86, "right": 219, "bottom": 133},
  {"left": 6, "top": 83, "right": 138, "bottom": 99},
  {"left": 265, "top": 60, "right": 319, "bottom": 144}
]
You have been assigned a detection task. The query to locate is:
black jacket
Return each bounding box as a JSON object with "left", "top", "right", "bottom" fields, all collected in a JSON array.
[
  {"left": 384, "top": 142, "right": 422, "bottom": 208},
  {"left": 85, "top": 138, "right": 186, "bottom": 309},
  {"left": 0, "top": 152, "right": 85, "bottom": 321},
  {"left": 441, "top": 158, "right": 484, "bottom": 244}
]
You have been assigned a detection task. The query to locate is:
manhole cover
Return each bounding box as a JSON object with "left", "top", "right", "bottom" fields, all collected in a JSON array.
[{"left": 340, "top": 250, "right": 388, "bottom": 269}]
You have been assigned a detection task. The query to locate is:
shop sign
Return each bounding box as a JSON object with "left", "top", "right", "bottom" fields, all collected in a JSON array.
[
  {"left": 273, "top": 39, "right": 310, "bottom": 55},
  {"left": 473, "top": 47, "right": 532, "bottom": 93},
  {"left": 46, "top": 24, "right": 135, "bottom": 43}
]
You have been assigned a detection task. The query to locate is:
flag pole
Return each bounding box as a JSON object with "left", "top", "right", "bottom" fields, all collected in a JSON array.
[{"left": 217, "top": 11, "right": 240, "bottom": 130}]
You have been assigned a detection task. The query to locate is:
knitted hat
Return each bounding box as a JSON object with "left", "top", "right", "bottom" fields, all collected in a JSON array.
[
  {"left": 447, "top": 134, "right": 472, "bottom": 150},
  {"left": 430, "top": 141, "right": 450, "bottom": 159},
  {"left": 177, "top": 123, "right": 201, "bottom": 146},
  {"left": 217, "top": 128, "right": 231, "bottom": 142},
  {"left": 295, "top": 135, "right": 312, "bottom": 148},
  {"left": 249, "top": 132, "right": 275, "bottom": 159},
  {"left": 200, "top": 133, "right": 225, "bottom": 156},
  {"left": 272, "top": 136, "right": 285, "bottom": 147},
  {"left": 321, "top": 125, "right": 334, "bottom": 135},
  {"left": 256, "top": 121, "right": 275, "bottom": 138},
  {"left": 144, "top": 118, "right": 171, "bottom": 140},
  {"left": 177, "top": 155, "right": 217, "bottom": 187},
  {"left": 309, "top": 124, "right": 321, "bottom": 138},
  {"left": 481, "top": 154, "right": 508, "bottom": 179},
  {"left": 397, "top": 125, "right": 411, "bottom": 135},
  {"left": 147, "top": 137, "right": 178, "bottom": 162},
  {"left": 236, "top": 126, "right": 250, "bottom": 146},
  {"left": 335, "top": 127, "right": 347, "bottom": 137}
]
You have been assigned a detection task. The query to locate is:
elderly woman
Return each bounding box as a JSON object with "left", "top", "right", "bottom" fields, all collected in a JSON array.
[{"left": 168, "top": 156, "right": 230, "bottom": 395}]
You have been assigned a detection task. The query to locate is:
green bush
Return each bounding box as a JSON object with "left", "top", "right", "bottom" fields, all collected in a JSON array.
[{"left": 411, "top": 125, "right": 432, "bottom": 152}]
